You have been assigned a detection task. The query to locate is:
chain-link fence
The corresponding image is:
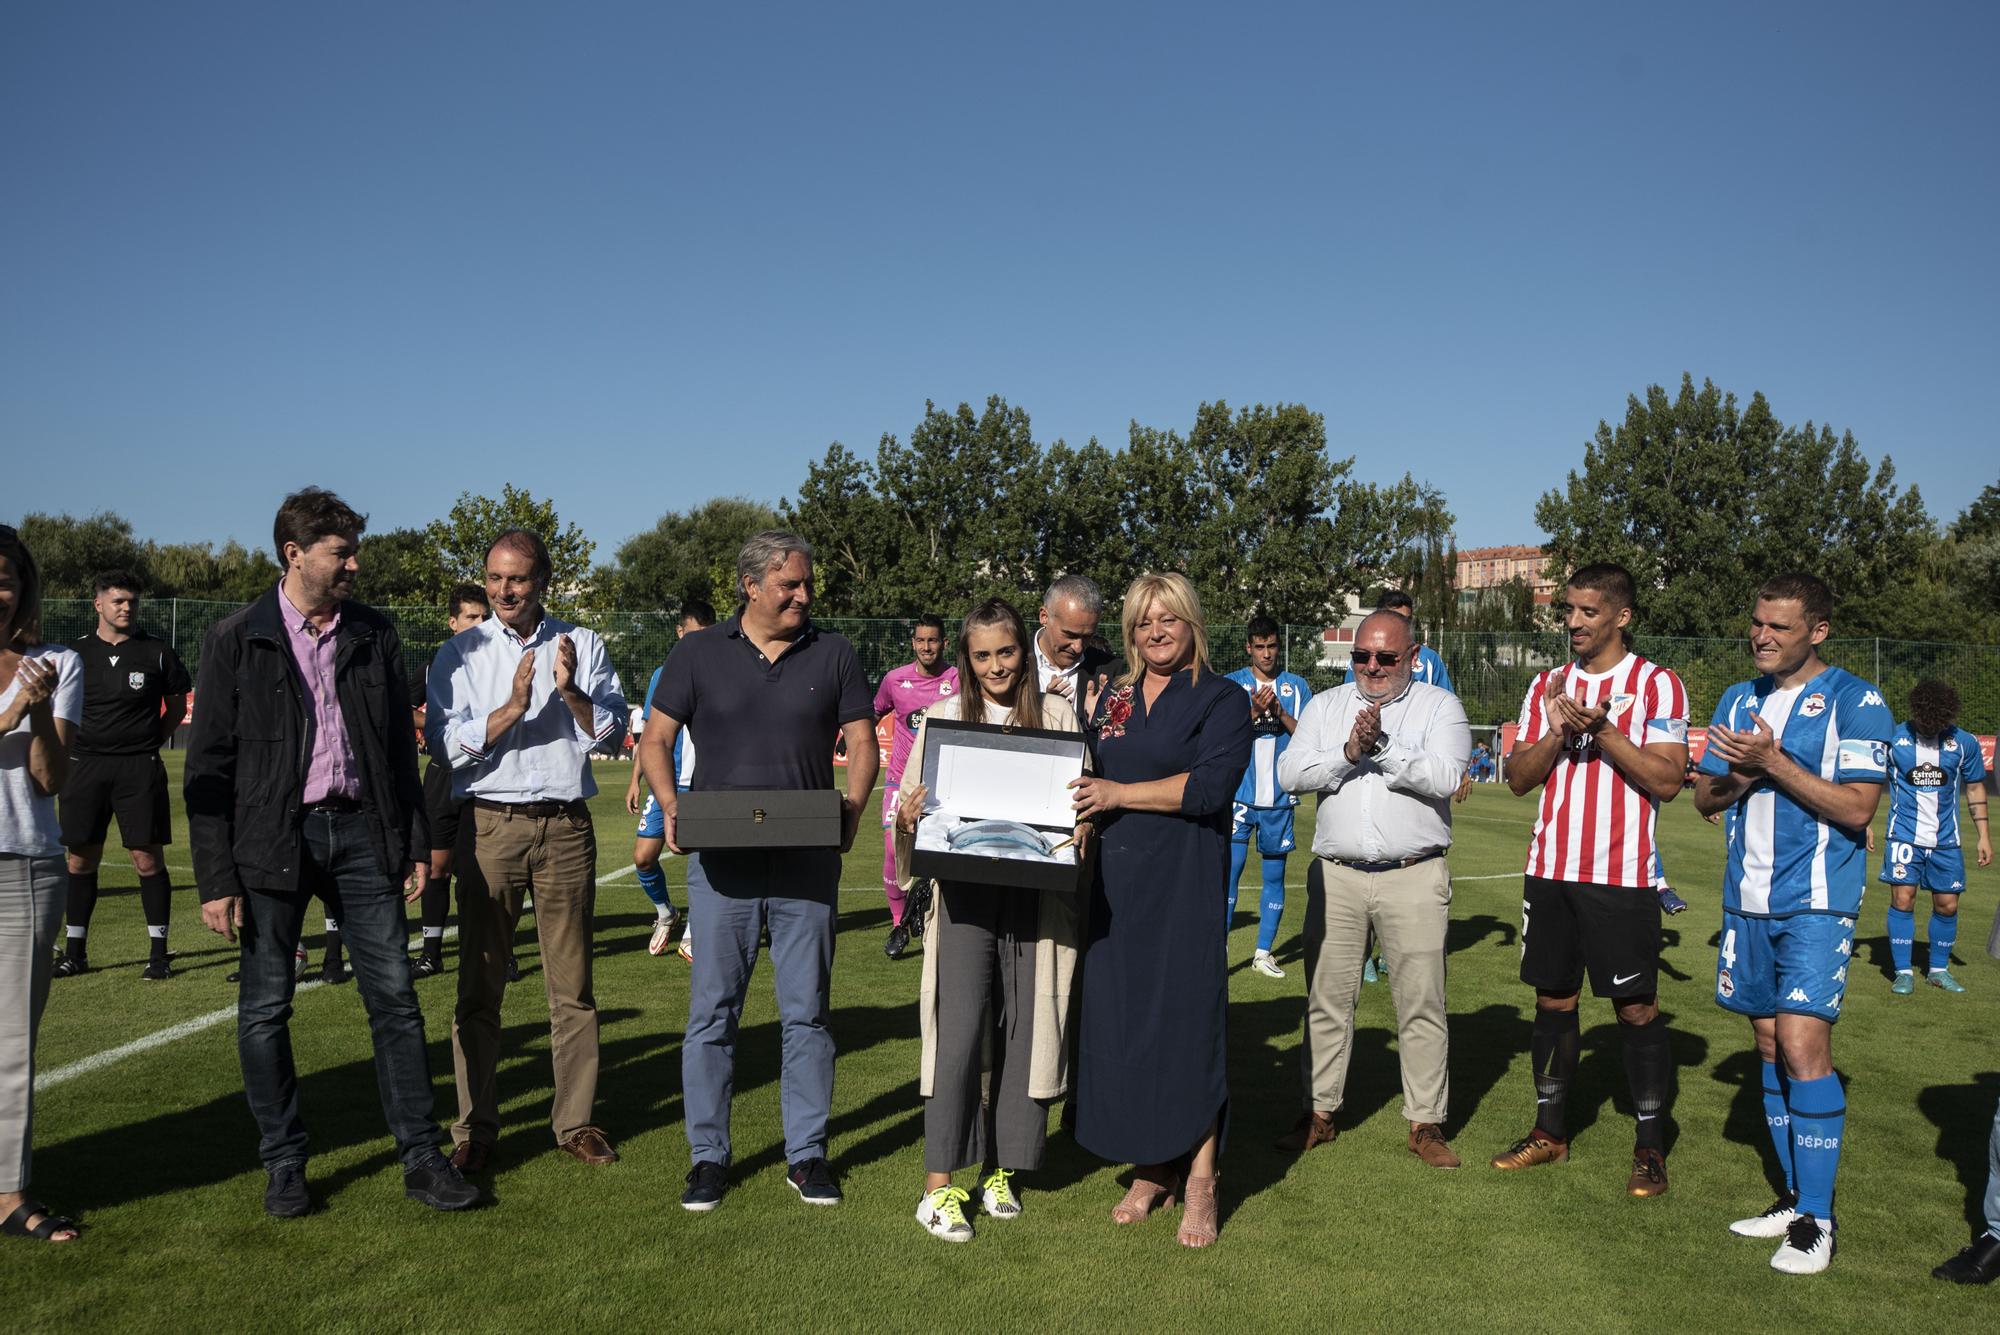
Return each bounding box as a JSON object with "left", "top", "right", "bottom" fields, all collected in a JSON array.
[{"left": 41, "top": 601, "right": 2000, "bottom": 733}]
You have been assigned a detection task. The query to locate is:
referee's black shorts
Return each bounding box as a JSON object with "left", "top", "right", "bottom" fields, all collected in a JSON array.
[
  {"left": 1519, "top": 874, "right": 1662, "bottom": 998},
  {"left": 423, "top": 757, "right": 464, "bottom": 854},
  {"left": 59, "top": 753, "right": 172, "bottom": 849}
]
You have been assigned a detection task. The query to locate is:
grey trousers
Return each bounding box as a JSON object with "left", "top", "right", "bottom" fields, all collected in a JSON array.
[
  {"left": 0, "top": 854, "right": 64, "bottom": 1192},
  {"left": 927, "top": 884, "right": 1046, "bottom": 1174},
  {"left": 683, "top": 849, "right": 839, "bottom": 1167},
  {"left": 1985, "top": 1093, "right": 2000, "bottom": 1239},
  {"left": 1300, "top": 855, "right": 1452, "bottom": 1126}
]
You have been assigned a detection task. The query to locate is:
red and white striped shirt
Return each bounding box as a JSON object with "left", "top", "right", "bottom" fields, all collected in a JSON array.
[{"left": 1516, "top": 654, "right": 1689, "bottom": 887}]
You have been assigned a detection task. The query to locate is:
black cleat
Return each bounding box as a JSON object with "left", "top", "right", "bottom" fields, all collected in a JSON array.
[
  {"left": 140, "top": 960, "right": 173, "bottom": 981},
  {"left": 504, "top": 955, "right": 522, "bottom": 984},
  {"left": 883, "top": 923, "right": 911, "bottom": 960},
  {"left": 412, "top": 953, "right": 444, "bottom": 979},
  {"left": 320, "top": 956, "right": 349, "bottom": 985},
  {"left": 53, "top": 954, "right": 89, "bottom": 978}
]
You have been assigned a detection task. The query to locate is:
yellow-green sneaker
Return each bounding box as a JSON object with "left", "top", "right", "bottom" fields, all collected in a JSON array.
[
  {"left": 980, "top": 1168, "right": 1021, "bottom": 1219},
  {"left": 917, "top": 1185, "right": 973, "bottom": 1242}
]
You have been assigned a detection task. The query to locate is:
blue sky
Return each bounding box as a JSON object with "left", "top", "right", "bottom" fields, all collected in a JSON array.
[{"left": 4, "top": 1, "right": 1995, "bottom": 557}]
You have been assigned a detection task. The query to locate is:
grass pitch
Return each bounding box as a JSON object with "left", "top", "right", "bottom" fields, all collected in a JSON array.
[{"left": 5, "top": 754, "right": 1997, "bottom": 1332}]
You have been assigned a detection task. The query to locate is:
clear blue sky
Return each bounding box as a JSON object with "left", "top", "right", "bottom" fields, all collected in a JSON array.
[{"left": 5, "top": 1, "right": 1994, "bottom": 557}]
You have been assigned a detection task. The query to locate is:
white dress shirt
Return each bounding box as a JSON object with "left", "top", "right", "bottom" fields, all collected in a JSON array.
[
  {"left": 1034, "top": 632, "right": 1082, "bottom": 700},
  {"left": 427, "top": 613, "right": 626, "bottom": 803},
  {"left": 1277, "top": 679, "right": 1469, "bottom": 863}
]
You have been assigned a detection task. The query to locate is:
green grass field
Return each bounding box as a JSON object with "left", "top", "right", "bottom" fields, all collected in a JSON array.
[{"left": 5, "top": 753, "right": 1997, "bottom": 1332}]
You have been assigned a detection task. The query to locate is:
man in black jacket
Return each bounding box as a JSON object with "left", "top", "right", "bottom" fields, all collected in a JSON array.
[{"left": 185, "top": 487, "right": 476, "bottom": 1218}]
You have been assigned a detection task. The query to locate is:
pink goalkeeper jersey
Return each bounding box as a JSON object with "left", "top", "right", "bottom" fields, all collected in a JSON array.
[{"left": 873, "top": 662, "right": 960, "bottom": 787}]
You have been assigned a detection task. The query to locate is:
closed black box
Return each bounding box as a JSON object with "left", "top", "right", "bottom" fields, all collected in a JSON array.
[
  {"left": 675, "top": 789, "right": 842, "bottom": 850},
  {"left": 907, "top": 719, "right": 1087, "bottom": 892}
]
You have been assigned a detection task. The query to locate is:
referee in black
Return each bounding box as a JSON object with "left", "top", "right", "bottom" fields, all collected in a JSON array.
[{"left": 55, "top": 569, "right": 191, "bottom": 979}]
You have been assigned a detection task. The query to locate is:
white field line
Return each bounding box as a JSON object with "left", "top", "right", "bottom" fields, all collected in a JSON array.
[
  {"left": 37, "top": 863, "right": 642, "bottom": 1093},
  {"left": 42, "top": 861, "right": 1524, "bottom": 1092}
]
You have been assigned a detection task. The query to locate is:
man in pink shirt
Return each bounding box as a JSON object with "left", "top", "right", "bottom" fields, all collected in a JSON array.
[{"left": 873, "top": 616, "right": 956, "bottom": 959}]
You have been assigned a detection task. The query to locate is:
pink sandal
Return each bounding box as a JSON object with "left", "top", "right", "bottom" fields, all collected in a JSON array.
[
  {"left": 1110, "top": 1173, "right": 1180, "bottom": 1224},
  {"left": 1177, "top": 1174, "right": 1219, "bottom": 1248}
]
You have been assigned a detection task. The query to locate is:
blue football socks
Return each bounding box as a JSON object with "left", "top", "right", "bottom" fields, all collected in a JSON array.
[
  {"left": 1929, "top": 908, "right": 1958, "bottom": 973},
  {"left": 1760, "top": 1058, "right": 1794, "bottom": 1193},
  {"left": 1886, "top": 904, "right": 1915, "bottom": 974},
  {"left": 636, "top": 863, "right": 671, "bottom": 912},
  {"left": 1788, "top": 1072, "right": 1846, "bottom": 1221}
]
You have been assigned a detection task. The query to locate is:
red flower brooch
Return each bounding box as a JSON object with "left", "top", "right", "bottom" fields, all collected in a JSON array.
[{"left": 1097, "top": 686, "right": 1135, "bottom": 740}]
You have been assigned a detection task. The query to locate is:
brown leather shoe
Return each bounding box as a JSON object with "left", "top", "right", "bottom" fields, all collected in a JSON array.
[
  {"left": 558, "top": 1126, "right": 619, "bottom": 1165},
  {"left": 1626, "top": 1147, "right": 1668, "bottom": 1197},
  {"left": 1408, "top": 1122, "right": 1461, "bottom": 1169},
  {"left": 448, "top": 1141, "right": 492, "bottom": 1173},
  {"left": 1489, "top": 1128, "right": 1568, "bottom": 1170},
  {"left": 1274, "top": 1110, "right": 1337, "bottom": 1153}
]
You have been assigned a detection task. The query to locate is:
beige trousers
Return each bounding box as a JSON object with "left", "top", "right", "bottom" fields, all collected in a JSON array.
[
  {"left": 1300, "top": 855, "right": 1452, "bottom": 1126},
  {"left": 451, "top": 802, "right": 599, "bottom": 1146}
]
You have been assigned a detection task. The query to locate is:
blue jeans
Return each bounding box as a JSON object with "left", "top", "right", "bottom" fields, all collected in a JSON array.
[
  {"left": 683, "top": 849, "right": 839, "bottom": 1167},
  {"left": 1985, "top": 1093, "right": 2000, "bottom": 1238},
  {"left": 237, "top": 809, "right": 441, "bottom": 1170}
]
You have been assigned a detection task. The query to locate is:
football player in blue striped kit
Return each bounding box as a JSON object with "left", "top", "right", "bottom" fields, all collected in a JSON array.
[
  {"left": 1694, "top": 573, "right": 1894, "bottom": 1275},
  {"left": 1878, "top": 679, "right": 1990, "bottom": 994},
  {"left": 1225, "top": 618, "right": 1311, "bottom": 978}
]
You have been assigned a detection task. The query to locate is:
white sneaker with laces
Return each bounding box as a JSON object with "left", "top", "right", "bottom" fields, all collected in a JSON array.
[
  {"left": 980, "top": 1168, "right": 1021, "bottom": 1219},
  {"left": 1728, "top": 1191, "right": 1799, "bottom": 1238},
  {"left": 1252, "top": 950, "right": 1285, "bottom": 979},
  {"left": 917, "top": 1186, "right": 974, "bottom": 1242},
  {"left": 1770, "top": 1215, "right": 1835, "bottom": 1273}
]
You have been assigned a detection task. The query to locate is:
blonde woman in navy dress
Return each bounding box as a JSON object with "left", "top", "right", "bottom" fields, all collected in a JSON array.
[{"left": 1070, "top": 572, "right": 1251, "bottom": 1248}]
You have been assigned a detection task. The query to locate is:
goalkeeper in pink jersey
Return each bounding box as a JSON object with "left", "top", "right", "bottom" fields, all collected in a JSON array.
[{"left": 873, "top": 616, "right": 959, "bottom": 959}]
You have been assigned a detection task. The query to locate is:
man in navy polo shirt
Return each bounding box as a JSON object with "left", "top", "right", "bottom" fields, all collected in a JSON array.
[{"left": 639, "top": 530, "right": 879, "bottom": 1213}]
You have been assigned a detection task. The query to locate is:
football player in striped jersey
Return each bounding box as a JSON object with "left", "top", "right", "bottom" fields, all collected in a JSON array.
[
  {"left": 1878, "top": 679, "right": 1990, "bottom": 994},
  {"left": 1491, "top": 564, "right": 1688, "bottom": 1199}
]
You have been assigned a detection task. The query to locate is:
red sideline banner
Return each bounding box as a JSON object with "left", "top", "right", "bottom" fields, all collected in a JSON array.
[{"left": 835, "top": 715, "right": 895, "bottom": 768}]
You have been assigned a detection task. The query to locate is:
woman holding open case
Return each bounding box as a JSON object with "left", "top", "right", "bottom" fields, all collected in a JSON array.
[{"left": 894, "top": 598, "right": 1090, "bottom": 1243}]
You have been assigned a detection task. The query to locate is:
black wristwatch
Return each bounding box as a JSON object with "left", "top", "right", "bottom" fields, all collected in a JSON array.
[{"left": 1368, "top": 731, "right": 1391, "bottom": 759}]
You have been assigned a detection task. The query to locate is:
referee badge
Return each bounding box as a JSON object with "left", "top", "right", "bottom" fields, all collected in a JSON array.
[{"left": 128, "top": 671, "right": 148, "bottom": 691}]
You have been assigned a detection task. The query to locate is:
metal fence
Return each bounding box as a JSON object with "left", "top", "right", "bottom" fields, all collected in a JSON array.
[{"left": 41, "top": 601, "right": 2000, "bottom": 733}]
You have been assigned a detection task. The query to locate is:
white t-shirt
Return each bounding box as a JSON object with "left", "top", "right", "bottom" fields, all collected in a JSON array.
[{"left": 0, "top": 644, "right": 84, "bottom": 858}]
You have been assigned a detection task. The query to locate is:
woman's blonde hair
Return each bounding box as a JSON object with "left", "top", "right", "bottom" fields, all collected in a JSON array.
[{"left": 1115, "top": 571, "right": 1209, "bottom": 689}]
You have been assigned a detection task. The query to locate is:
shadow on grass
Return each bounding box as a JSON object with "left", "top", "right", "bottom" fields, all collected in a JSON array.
[
  {"left": 1557, "top": 1012, "right": 1707, "bottom": 1155},
  {"left": 1918, "top": 1071, "right": 2000, "bottom": 1234}
]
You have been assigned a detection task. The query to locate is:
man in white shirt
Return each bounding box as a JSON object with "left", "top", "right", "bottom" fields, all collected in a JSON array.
[
  {"left": 427, "top": 528, "right": 626, "bottom": 1174},
  {"left": 1275, "top": 610, "right": 1470, "bottom": 1168},
  {"left": 1033, "top": 575, "right": 1117, "bottom": 715}
]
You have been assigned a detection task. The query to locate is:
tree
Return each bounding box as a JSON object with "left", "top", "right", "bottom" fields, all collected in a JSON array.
[
  {"left": 422, "top": 485, "right": 595, "bottom": 616},
  {"left": 146, "top": 539, "right": 281, "bottom": 602},
  {"left": 356, "top": 527, "right": 436, "bottom": 607},
  {"left": 612, "top": 497, "right": 780, "bottom": 614},
  {"left": 780, "top": 442, "right": 899, "bottom": 616},
  {"left": 14, "top": 511, "right": 148, "bottom": 596}
]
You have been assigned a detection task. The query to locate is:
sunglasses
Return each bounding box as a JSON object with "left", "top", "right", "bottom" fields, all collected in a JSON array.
[{"left": 1349, "top": 650, "right": 1404, "bottom": 668}]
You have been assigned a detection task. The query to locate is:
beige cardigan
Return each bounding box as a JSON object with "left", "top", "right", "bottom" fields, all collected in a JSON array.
[{"left": 899, "top": 692, "right": 1085, "bottom": 1100}]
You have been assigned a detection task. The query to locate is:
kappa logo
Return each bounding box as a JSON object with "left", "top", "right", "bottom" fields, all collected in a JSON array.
[
  {"left": 1786, "top": 987, "right": 1811, "bottom": 1003},
  {"left": 1826, "top": 991, "right": 1842, "bottom": 1010},
  {"left": 1860, "top": 690, "right": 1884, "bottom": 708},
  {"left": 1798, "top": 692, "right": 1827, "bottom": 718},
  {"left": 1833, "top": 965, "right": 1847, "bottom": 983},
  {"left": 1836, "top": 937, "right": 1851, "bottom": 956},
  {"left": 1895, "top": 736, "right": 1913, "bottom": 748}
]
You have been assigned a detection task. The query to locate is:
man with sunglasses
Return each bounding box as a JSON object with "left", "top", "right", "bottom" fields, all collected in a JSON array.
[
  {"left": 1275, "top": 610, "right": 1470, "bottom": 1168},
  {"left": 1491, "top": 563, "right": 1689, "bottom": 1199}
]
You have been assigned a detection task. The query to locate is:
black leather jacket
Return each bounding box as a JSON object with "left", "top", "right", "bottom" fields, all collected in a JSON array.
[{"left": 185, "top": 583, "right": 428, "bottom": 901}]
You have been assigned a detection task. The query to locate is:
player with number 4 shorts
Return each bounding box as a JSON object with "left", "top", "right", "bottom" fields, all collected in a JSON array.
[{"left": 1695, "top": 573, "right": 1893, "bottom": 1276}]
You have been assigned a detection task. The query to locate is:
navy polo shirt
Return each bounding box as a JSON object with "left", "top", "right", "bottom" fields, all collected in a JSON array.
[{"left": 651, "top": 615, "right": 873, "bottom": 792}]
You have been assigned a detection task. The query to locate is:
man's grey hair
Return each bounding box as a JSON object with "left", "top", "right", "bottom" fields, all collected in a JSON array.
[
  {"left": 736, "top": 529, "right": 813, "bottom": 598},
  {"left": 1356, "top": 608, "right": 1417, "bottom": 648},
  {"left": 1043, "top": 573, "right": 1103, "bottom": 618}
]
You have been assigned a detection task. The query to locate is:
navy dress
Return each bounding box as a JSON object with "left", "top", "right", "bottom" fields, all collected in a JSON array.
[{"left": 1075, "top": 667, "right": 1253, "bottom": 1166}]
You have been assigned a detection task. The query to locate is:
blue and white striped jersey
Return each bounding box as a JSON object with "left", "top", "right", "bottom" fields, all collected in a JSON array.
[
  {"left": 1226, "top": 668, "right": 1312, "bottom": 809},
  {"left": 1697, "top": 666, "right": 1893, "bottom": 918},
  {"left": 1344, "top": 644, "right": 1454, "bottom": 694},
  {"left": 1885, "top": 723, "right": 1986, "bottom": 850}
]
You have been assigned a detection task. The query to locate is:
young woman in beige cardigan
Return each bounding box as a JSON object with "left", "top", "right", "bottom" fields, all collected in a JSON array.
[{"left": 894, "top": 598, "right": 1091, "bottom": 1242}]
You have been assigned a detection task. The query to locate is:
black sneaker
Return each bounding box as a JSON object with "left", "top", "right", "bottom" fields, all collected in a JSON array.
[
  {"left": 412, "top": 953, "right": 444, "bottom": 979},
  {"left": 682, "top": 1161, "right": 727, "bottom": 1213},
  {"left": 883, "top": 924, "right": 911, "bottom": 960},
  {"left": 504, "top": 955, "right": 522, "bottom": 984},
  {"left": 140, "top": 959, "right": 173, "bottom": 981},
  {"left": 264, "top": 1162, "right": 310, "bottom": 1218},
  {"left": 787, "top": 1157, "right": 842, "bottom": 1206},
  {"left": 403, "top": 1150, "right": 480, "bottom": 1211},
  {"left": 53, "top": 953, "right": 89, "bottom": 978}
]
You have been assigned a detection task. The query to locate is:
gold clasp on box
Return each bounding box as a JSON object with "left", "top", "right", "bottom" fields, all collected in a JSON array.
[{"left": 753, "top": 809, "right": 766, "bottom": 823}]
